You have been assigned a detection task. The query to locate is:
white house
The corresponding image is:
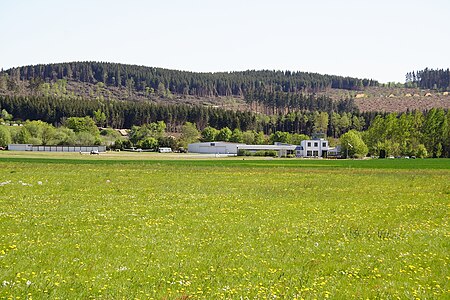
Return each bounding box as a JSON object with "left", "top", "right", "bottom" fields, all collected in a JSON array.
[
  {"left": 188, "top": 142, "right": 245, "bottom": 155},
  {"left": 296, "top": 139, "right": 330, "bottom": 158}
]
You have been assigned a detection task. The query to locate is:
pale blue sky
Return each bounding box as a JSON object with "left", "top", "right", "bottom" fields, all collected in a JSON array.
[{"left": 1, "top": 0, "right": 449, "bottom": 83}]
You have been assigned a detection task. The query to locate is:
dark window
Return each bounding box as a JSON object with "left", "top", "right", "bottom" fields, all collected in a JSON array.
[
  {"left": 322, "top": 142, "right": 327, "bottom": 147},
  {"left": 313, "top": 150, "right": 319, "bottom": 156},
  {"left": 307, "top": 142, "right": 311, "bottom": 147},
  {"left": 210, "top": 143, "right": 215, "bottom": 146},
  {"left": 307, "top": 150, "right": 312, "bottom": 156},
  {"left": 314, "top": 142, "right": 318, "bottom": 147}
]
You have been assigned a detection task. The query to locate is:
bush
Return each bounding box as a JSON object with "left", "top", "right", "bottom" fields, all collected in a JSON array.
[
  {"left": 138, "top": 137, "right": 158, "bottom": 150},
  {"left": 113, "top": 139, "right": 132, "bottom": 150},
  {"left": 113, "top": 139, "right": 123, "bottom": 150},
  {"left": 340, "top": 130, "right": 368, "bottom": 158},
  {"left": 238, "top": 150, "right": 277, "bottom": 157},
  {"left": 238, "top": 150, "right": 252, "bottom": 156},
  {"left": 0, "top": 126, "right": 12, "bottom": 147},
  {"left": 254, "top": 150, "right": 277, "bottom": 157},
  {"left": 416, "top": 144, "right": 428, "bottom": 158}
]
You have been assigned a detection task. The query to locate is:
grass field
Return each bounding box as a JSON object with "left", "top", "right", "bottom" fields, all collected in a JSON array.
[{"left": 0, "top": 153, "right": 449, "bottom": 299}]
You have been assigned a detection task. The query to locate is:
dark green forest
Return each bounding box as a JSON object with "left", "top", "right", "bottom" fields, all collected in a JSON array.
[
  {"left": 3, "top": 61, "right": 378, "bottom": 97},
  {"left": 1, "top": 62, "right": 449, "bottom": 157},
  {"left": 1, "top": 95, "right": 448, "bottom": 157},
  {"left": 406, "top": 68, "right": 450, "bottom": 90},
  {"left": 244, "top": 89, "right": 358, "bottom": 114},
  {"left": 0, "top": 95, "right": 378, "bottom": 136}
]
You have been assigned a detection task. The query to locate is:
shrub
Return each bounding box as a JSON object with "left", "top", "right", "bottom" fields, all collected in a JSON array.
[{"left": 0, "top": 126, "right": 12, "bottom": 147}]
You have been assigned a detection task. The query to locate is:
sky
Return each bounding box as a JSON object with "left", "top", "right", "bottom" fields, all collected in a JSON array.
[{"left": 1, "top": 0, "right": 449, "bottom": 83}]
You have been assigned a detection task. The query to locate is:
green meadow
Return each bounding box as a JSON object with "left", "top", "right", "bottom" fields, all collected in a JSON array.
[{"left": 0, "top": 154, "right": 449, "bottom": 299}]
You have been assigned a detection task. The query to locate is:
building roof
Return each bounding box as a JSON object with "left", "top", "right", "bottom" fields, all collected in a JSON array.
[
  {"left": 238, "top": 144, "right": 297, "bottom": 151},
  {"left": 189, "top": 142, "right": 245, "bottom": 146},
  {"left": 115, "top": 129, "right": 129, "bottom": 136}
]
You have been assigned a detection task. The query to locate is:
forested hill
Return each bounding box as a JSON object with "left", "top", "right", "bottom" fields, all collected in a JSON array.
[
  {"left": 1, "top": 63, "right": 449, "bottom": 114},
  {"left": 2, "top": 61, "right": 379, "bottom": 97}
]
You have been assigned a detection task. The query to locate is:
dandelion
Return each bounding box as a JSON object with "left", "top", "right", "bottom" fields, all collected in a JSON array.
[{"left": 26, "top": 280, "right": 32, "bottom": 287}]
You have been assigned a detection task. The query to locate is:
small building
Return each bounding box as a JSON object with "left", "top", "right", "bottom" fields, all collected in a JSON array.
[
  {"left": 188, "top": 142, "right": 244, "bottom": 155},
  {"left": 116, "top": 129, "right": 129, "bottom": 136},
  {"left": 158, "top": 147, "right": 172, "bottom": 153},
  {"left": 296, "top": 139, "right": 330, "bottom": 158}
]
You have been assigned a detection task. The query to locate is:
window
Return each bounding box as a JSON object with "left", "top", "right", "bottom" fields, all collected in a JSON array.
[
  {"left": 314, "top": 142, "right": 318, "bottom": 147},
  {"left": 307, "top": 150, "right": 312, "bottom": 156},
  {"left": 307, "top": 142, "right": 311, "bottom": 147},
  {"left": 322, "top": 142, "right": 327, "bottom": 147},
  {"left": 313, "top": 150, "right": 319, "bottom": 156},
  {"left": 210, "top": 143, "right": 215, "bottom": 146}
]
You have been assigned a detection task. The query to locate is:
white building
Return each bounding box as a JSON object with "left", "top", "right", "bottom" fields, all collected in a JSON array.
[
  {"left": 158, "top": 147, "right": 172, "bottom": 153},
  {"left": 8, "top": 144, "right": 33, "bottom": 151},
  {"left": 295, "top": 139, "right": 330, "bottom": 158},
  {"left": 8, "top": 144, "right": 106, "bottom": 153},
  {"left": 188, "top": 142, "right": 244, "bottom": 155},
  {"left": 188, "top": 139, "right": 332, "bottom": 158}
]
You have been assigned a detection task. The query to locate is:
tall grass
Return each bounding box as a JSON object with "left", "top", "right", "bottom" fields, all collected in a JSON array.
[{"left": 0, "top": 156, "right": 449, "bottom": 299}]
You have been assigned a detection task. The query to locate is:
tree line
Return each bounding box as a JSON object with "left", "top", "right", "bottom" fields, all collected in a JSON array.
[
  {"left": 0, "top": 116, "right": 114, "bottom": 147},
  {"left": 0, "top": 95, "right": 257, "bottom": 132},
  {"left": 362, "top": 108, "right": 450, "bottom": 158},
  {"left": 405, "top": 68, "right": 450, "bottom": 90},
  {"left": 0, "top": 95, "right": 380, "bottom": 136},
  {"left": 2, "top": 62, "right": 379, "bottom": 99},
  {"left": 244, "top": 89, "right": 358, "bottom": 115},
  {"left": 2, "top": 105, "right": 449, "bottom": 157}
]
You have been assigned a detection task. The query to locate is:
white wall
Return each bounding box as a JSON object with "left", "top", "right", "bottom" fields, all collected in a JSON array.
[
  {"left": 298, "top": 139, "right": 329, "bottom": 157},
  {"left": 188, "top": 142, "right": 242, "bottom": 154},
  {"left": 8, "top": 144, "right": 33, "bottom": 151},
  {"left": 8, "top": 144, "right": 106, "bottom": 152}
]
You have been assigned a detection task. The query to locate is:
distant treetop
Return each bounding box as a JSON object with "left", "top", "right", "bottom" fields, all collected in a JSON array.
[
  {"left": 3, "top": 61, "right": 379, "bottom": 98},
  {"left": 405, "top": 68, "right": 450, "bottom": 90}
]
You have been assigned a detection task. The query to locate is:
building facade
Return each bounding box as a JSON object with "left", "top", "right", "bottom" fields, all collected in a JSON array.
[
  {"left": 296, "top": 139, "right": 330, "bottom": 158},
  {"left": 188, "top": 139, "right": 332, "bottom": 158},
  {"left": 237, "top": 144, "right": 297, "bottom": 157},
  {"left": 8, "top": 144, "right": 106, "bottom": 153},
  {"left": 187, "top": 142, "right": 244, "bottom": 155}
]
